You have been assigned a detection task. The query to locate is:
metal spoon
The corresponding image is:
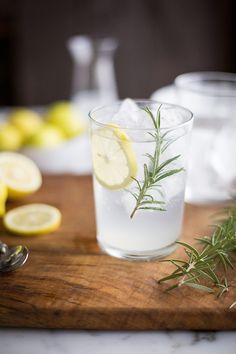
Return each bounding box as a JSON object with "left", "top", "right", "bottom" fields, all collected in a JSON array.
[{"left": 0, "top": 241, "right": 29, "bottom": 273}]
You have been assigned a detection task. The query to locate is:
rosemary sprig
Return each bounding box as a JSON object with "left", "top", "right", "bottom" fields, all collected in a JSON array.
[
  {"left": 129, "top": 106, "right": 184, "bottom": 218},
  {"left": 158, "top": 202, "right": 236, "bottom": 301}
]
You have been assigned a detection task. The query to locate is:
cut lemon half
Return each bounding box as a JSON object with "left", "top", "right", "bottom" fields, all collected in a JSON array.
[
  {"left": 0, "top": 180, "right": 8, "bottom": 216},
  {"left": 0, "top": 152, "right": 42, "bottom": 199},
  {"left": 91, "top": 125, "right": 137, "bottom": 189},
  {"left": 3, "top": 203, "right": 61, "bottom": 236}
]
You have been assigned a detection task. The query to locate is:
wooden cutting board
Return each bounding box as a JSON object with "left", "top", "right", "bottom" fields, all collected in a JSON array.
[{"left": 0, "top": 175, "right": 235, "bottom": 330}]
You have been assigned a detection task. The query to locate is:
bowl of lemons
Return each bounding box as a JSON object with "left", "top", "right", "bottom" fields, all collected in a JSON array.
[{"left": 0, "top": 101, "right": 92, "bottom": 174}]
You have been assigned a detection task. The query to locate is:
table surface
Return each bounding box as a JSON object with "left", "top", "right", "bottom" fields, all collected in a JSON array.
[
  {"left": 1, "top": 175, "right": 235, "bottom": 330},
  {"left": 0, "top": 329, "right": 235, "bottom": 354},
  {"left": 1, "top": 176, "right": 235, "bottom": 352}
]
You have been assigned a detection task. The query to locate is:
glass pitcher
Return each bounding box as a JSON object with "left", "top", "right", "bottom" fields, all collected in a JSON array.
[{"left": 67, "top": 35, "right": 118, "bottom": 119}]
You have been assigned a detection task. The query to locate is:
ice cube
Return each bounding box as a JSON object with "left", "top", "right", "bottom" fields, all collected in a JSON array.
[
  {"left": 119, "top": 98, "right": 140, "bottom": 113},
  {"left": 185, "top": 125, "right": 232, "bottom": 203},
  {"left": 113, "top": 98, "right": 148, "bottom": 128},
  {"left": 158, "top": 105, "right": 192, "bottom": 129}
]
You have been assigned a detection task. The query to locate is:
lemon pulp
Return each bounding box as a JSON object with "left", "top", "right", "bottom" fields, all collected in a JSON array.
[
  {"left": 3, "top": 203, "right": 61, "bottom": 236},
  {"left": 0, "top": 152, "right": 42, "bottom": 199},
  {"left": 91, "top": 125, "right": 137, "bottom": 189}
]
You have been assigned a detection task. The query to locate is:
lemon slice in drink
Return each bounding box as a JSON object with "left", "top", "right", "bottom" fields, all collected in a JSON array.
[
  {"left": 91, "top": 125, "right": 137, "bottom": 189},
  {"left": 0, "top": 152, "right": 42, "bottom": 199},
  {"left": 3, "top": 204, "right": 61, "bottom": 236}
]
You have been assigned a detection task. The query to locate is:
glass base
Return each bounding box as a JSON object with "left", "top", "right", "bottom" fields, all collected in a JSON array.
[{"left": 98, "top": 240, "right": 177, "bottom": 261}]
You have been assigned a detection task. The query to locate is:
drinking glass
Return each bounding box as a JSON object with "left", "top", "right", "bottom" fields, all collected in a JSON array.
[
  {"left": 89, "top": 100, "right": 193, "bottom": 260},
  {"left": 175, "top": 72, "right": 236, "bottom": 203}
]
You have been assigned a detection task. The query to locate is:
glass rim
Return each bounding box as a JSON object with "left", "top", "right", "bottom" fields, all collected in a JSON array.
[
  {"left": 175, "top": 71, "right": 236, "bottom": 97},
  {"left": 88, "top": 99, "right": 193, "bottom": 132}
]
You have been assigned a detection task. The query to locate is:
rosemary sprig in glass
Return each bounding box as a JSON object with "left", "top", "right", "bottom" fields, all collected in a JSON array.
[
  {"left": 158, "top": 202, "right": 236, "bottom": 303},
  {"left": 129, "top": 106, "right": 184, "bottom": 218}
]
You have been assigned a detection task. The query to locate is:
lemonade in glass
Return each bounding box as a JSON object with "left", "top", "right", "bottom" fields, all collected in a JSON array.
[{"left": 90, "top": 99, "right": 193, "bottom": 260}]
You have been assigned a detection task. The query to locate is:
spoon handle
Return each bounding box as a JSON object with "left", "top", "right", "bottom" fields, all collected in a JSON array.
[{"left": 0, "top": 241, "right": 8, "bottom": 255}]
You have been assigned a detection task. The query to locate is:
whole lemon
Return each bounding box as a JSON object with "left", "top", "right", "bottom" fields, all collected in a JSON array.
[
  {"left": 9, "top": 108, "right": 43, "bottom": 142},
  {"left": 0, "top": 123, "right": 23, "bottom": 151},
  {"left": 27, "top": 123, "right": 65, "bottom": 148},
  {"left": 46, "top": 101, "right": 85, "bottom": 138}
]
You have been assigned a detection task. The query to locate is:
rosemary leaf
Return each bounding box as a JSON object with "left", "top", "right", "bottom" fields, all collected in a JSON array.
[
  {"left": 184, "top": 283, "right": 214, "bottom": 293},
  {"left": 229, "top": 301, "right": 236, "bottom": 309},
  {"left": 129, "top": 106, "right": 183, "bottom": 218},
  {"left": 158, "top": 201, "right": 236, "bottom": 305}
]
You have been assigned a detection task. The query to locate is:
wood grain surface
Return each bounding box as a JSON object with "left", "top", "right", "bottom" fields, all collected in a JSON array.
[{"left": 0, "top": 175, "right": 235, "bottom": 330}]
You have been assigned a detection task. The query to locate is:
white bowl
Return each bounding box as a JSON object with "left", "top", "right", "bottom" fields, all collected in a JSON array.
[
  {"left": 20, "top": 134, "right": 92, "bottom": 175},
  {"left": 0, "top": 108, "right": 92, "bottom": 175}
]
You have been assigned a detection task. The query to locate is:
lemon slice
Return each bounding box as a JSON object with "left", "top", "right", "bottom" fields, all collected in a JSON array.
[
  {"left": 3, "top": 203, "right": 61, "bottom": 236},
  {"left": 0, "top": 152, "right": 42, "bottom": 199},
  {"left": 91, "top": 125, "right": 137, "bottom": 189},
  {"left": 0, "top": 180, "right": 8, "bottom": 216}
]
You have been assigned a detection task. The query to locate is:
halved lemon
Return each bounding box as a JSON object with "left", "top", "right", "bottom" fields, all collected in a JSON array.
[
  {"left": 3, "top": 203, "right": 61, "bottom": 236},
  {"left": 0, "top": 152, "right": 42, "bottom": 199},
  {"left": 0, "top": 180, "right": 8, "bottom": 216},
  {"left": 91, "top": 125, "right": 137, "bottom": 189}
]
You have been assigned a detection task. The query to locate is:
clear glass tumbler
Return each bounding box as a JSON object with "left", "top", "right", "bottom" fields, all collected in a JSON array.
[
  {"left": 89, "top": 99, "right": 193, "bottom": 260},
  {"left": 175, "top": 72, "right": 236, "bottom": 203}
]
